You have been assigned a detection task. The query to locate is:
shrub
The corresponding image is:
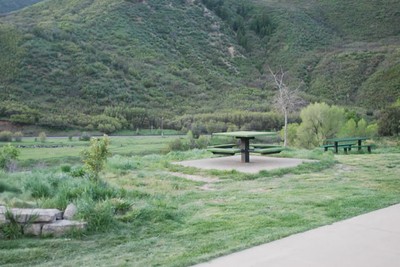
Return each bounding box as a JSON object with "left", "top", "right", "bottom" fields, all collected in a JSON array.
[
  {"left": 13, "top": 131, "right": 23, "bottom": 142},
  {"left": 0, "top": 131, "right": 13, "bottom": 142},
  {"left": 70, "top": 166, "right": 86, "bottom": 177},
  {"left": 167, "top": 138, "right": 189, "bottom": 152},
  {"left": 61, "top": 164, "right": 71, "bottom": 173},
  {"left": 296, "top": 103, "right": 345, "bottom": 148},
  {"left": 38, "top": 132, "right": 47, "bottom": 143},
  {"left": 378, "top": 103, "right": 400, "bottom": 136},
  {"left": 0, "top": 144, "right": 20, "bottom": 170},
  {"left": 79, "top": 132, "right": 91, "bottom": 141},
  {"left": 81, "top": 135, "right": 111, "bottom": 181},
  {"left": 196, "top": 135, "right": 210, "bottom": 149},
  {"left": 280, "top": 123, "right": 299, "bottom": 147},
  {"left": 24, "top": 177, "right": 52, "bottom": 198},
  {"left": 76, "top": 197, "right": 115, "bottom": 232}
]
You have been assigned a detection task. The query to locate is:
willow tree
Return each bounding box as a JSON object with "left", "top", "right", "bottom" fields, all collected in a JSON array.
[{"left": 269, "top": 67, "right": 304, "bottom": 147}]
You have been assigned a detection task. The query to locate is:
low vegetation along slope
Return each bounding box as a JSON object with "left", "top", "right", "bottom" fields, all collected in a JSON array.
[{"left": 0, "top": 0, "right": 399, "bottom": 130}]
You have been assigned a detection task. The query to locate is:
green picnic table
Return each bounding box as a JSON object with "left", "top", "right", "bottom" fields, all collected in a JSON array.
[
  {"left": 323, "top": 137, "right": 372, "bottom": 153},
  {"left": 211, "top": 131, "right": 277, "bottom": 163}
]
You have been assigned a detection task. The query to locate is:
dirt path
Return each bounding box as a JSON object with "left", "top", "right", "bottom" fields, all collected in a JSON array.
[{"left": 167, "top": 172, "right": 220, "bottom": 191}]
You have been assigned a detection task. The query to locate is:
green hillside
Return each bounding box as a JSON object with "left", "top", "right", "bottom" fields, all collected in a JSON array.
[{"left": 0, "top": 0, "right": 399, "bottom": 131}]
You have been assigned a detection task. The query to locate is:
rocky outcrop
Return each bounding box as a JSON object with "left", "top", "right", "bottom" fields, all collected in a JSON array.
[{"left": 0, "top": 205, "right": 87, "bottom": 237}]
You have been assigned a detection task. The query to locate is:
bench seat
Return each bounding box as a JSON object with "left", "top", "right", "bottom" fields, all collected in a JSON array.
[
  {"left": 355, "top": 144, "right": 376, "bottom": 153},
  {"left": 251, "top": 144, "right": 281, "bottom": 149},
  {"left": 321, "top": 143, "right": 355, "bottom": 152},
  {"left": 207, "top": 147, "right": 241, "bottom": 155},
  {"left": 254, "top": 147, "right": 285, "bottom": 155},
  {"left": 208, "top": 144, "right": 236, "bottom": 148}
]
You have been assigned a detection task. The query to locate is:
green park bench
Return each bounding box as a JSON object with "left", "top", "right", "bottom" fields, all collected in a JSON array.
[{"left": 322, "top": 137, "right": 375, "bottom": 154}]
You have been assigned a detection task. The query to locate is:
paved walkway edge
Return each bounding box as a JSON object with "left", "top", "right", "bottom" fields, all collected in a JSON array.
[{"left": 193, "top": 204, "right": 400, "bottom": 267}]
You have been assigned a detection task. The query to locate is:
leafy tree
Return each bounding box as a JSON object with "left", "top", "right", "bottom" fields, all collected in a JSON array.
[
  {"left": 378, "top": 100, "right": 400, "bottom": 136},
  {"left": 339, "top": 118, "right": 357, "bottom": 137},
  {"left": 81, "top": 135, "right": 111, "bottom": 181},
  {"left": 296, "top": 102, "right": 345, "bottom": 148},
  {"left": 280, "top": 123, "right": 299, "bottom": 147},
  {"left": 356, "top": 118, "right": 368, "bottom": 136}
]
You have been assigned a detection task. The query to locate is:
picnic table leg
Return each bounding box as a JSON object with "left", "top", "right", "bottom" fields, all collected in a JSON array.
[
  {"left": 358, "top": 139, "right": 362, "bottom": 151},
  {"left": 334, "top": 141, "right": 338, "bottom": 154},
  {"left": 240, "top": 138, "right": 250, "bottom": 163}
]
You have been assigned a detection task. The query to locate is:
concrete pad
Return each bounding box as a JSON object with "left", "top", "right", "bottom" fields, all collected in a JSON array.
[
  {"left": 173, "top": 155, "right": 314, "bottom": 174},
  {"left": 193, "top": 204, "right": 400, "bottom": 267}
]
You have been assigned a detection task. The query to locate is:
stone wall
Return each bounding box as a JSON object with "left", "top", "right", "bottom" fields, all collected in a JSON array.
[{"left": 0, "top": 205, "right": 86, "bottom": 237}]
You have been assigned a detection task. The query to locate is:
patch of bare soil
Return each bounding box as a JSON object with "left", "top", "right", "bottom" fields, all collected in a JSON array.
[{"left": 167, "top": 172, "right": 220, "bottom": 191}]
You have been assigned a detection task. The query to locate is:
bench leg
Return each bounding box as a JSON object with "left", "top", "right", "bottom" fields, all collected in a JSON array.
[
  {"left": 344, "top": 147, "right": 348, "bottom": 154},
  {"left": 368, "top": 145, "right": 371, "bottom": 153}
]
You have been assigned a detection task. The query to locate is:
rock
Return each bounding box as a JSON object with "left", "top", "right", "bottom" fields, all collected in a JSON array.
[
  {"left": 24, "top": 223, "right": 43, "bottom": 236},
  {"left": 63, "top": 204, "right": 77, "bottom": 220},
  {"left": 0, "top": 208, "right": 62, "bottom": 223},
  {"left": 0, "top": 213, "right": 6, "bottom": 225},
  {"left": 42, "top": 220, "right": 87, "bottom": 237}
]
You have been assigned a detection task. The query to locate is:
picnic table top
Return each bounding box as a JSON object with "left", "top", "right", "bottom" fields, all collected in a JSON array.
[
  {"left": 212, "top": 131, "right": 277, "bottom": 138},
  {"left": 325, "top": 137, "right": 368, "bottom": 142}
]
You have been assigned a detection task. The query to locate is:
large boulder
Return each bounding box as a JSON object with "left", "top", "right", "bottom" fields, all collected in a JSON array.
[
  {"left": 63, "top": 203, "right": 77, "bottom": 220},
  {"left": 0, "top": 207, "right": 63, "bottom": 223},
  {"left": 42, "top": 220, "right": 87, "bottom": 237}
]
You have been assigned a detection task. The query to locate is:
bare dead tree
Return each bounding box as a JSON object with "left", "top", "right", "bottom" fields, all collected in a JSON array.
[{"left": 268, "top": 67, "right": 305, "bottom": 147}]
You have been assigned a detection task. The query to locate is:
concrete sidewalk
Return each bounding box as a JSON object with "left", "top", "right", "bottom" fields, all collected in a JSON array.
[
  {"left": 193, "top": 204, "right": 400, "bottom": 267},
  {"left": 174, "top": 155, "right": 315, "bottom": 174}
]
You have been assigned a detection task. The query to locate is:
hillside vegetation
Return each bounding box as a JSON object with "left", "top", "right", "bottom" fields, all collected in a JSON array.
[{"left": 0, "top": 0, "right": 399, "bottom": 131}]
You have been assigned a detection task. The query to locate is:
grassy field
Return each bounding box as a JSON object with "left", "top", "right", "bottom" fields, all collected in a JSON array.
[
  {"left": 0, "top": 136, "right": 399, "bottom": 266},
  {"left": 0, "top": 135, "right": 179, "bottom": 166}
]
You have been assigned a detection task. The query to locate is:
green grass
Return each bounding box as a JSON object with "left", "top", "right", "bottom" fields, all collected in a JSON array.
[
  {"left": 0, "top": 135, "right": 178, "bottom": 167},
  {"left": 0, "top": 139, "right": 399, "bottom": 266}
]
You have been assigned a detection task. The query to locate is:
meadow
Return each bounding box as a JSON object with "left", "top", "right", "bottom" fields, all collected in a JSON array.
[{"left": 0, "top": 135, "right": 400, "bottom": 266}]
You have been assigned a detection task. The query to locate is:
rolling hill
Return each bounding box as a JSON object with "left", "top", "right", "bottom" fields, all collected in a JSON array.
[{"left": 0, "top": 0, "right": 399, "bottom": 131}]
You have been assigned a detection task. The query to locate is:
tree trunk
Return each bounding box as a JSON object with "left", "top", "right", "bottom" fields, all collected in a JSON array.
[{"left": 284, "top": 110, "right": 288, "bottom": 147}]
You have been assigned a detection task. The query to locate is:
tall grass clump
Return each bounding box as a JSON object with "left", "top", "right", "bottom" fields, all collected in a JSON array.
[
  {"left": 75, "top": 196, "right": 116, "bottom": 232},
  {"left": 107, "top": 155, "right": 139, "bottom": 173},
  {"left": 24, "top": 176, "right": 52, "bottom": 198}
]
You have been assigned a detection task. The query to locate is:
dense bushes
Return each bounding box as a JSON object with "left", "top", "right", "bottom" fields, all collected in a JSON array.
[
  {"left": 378, "top": 100, "right": 400, "bottom": 136},
  {"left": 0, "top": 131, "right": 13, "bottom": 142},
  {"left": 285, "top": 102, "right": 379, "bottom": 148}
]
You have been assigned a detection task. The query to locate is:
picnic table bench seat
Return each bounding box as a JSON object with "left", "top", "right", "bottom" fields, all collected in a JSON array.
[
  {"left": 355, "top": 144, "right": 376, "bottom": 153},
  {"left": 207, "top": 147, "right": 241, "bottom": 155},
  {"left": 209, "top": 144, "right": 236, "bottom": 148},
  {"left": 321, "top": 143, "right": 355, "bottom": 152},
  {"left": 251, "top": 144, "right": 282, "bottom": 149},
  {"left": 253, "top": 147, "right": 285, "bottom": 155}
]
